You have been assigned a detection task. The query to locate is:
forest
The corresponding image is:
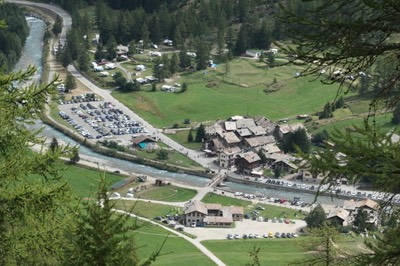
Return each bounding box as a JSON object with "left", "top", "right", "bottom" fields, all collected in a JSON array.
[{"left": 0, "top": 3, "right": 29, "bottom": 72}]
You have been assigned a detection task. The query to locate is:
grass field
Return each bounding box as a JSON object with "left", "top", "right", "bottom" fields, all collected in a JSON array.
[
  {"left": 201, "top": 193, "right": 252, "bottom": 207},
  {"left": 111, "top": 59, "right": 341, "bottom": 128},
  {"left": 165, "top": 130, "right": 203, "bottom": 150},
  {"left": 59, "top": 164, "right": 124, "bottom": 197},
  {"left": 202, "top": 238, "right": 307, "bottom": 265},
  {"left": 201, "top": 193, "right": 304, "bottom": 220},
  {"left": 135, "top": 222, "right": 216, "bottom": 266},
  {"left": 114, "top": 200, "right": 183, "bottom": 219},
  {"left": 131, "top": 185, "right": 197, "bottom": 202}
]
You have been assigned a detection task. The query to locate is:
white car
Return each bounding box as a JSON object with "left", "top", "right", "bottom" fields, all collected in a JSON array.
[{"left": 227, "top": 234, "right": 234, "bottom": 239}]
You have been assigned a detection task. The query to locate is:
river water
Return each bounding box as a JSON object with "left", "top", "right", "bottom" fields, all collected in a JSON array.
[{"left": 18, "top": 17, "right": 342, "bottom": 205}]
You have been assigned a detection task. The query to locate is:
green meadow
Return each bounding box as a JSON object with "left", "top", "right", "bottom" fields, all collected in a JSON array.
[{"left": 111, "top": 58, "right": 341, "bottom": 128}]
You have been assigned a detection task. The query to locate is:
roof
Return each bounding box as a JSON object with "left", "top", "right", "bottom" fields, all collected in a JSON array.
[
  {"left": 254, "top": 116, "right": 278, "bottom": 134},
  {"left": 223, "top": 132, "right": 241, "bottom": 144},
  {"left": 229, "top": 206, "right": 244, "bottom": 215},
  {"left": 245, "top": 136, "right": 275, "bottom": 147},
  {"left": 358, "top": 199, "right": 379, "bottom": 210},
  {"left": 262, "top": 143, "right": 281, "bottom": 154},
  {"left": 236, "top": 128, "right": 252, "bottom": 137},
  {"left": 206, "top": 121, "right": 224, "bottom": 135},
  {"left": 327, "top": 208, "right": 350, "bottom": 221},
  {"left": 225, "top": 121, "right": 237, "bottom": 131},
  {"left": 278, "top": 123, "right": 305, "bottom": 135},
  {"left": 211, "top": 138, "right": 224, "bottom": 150},
  {"left": 184, "top": 201, "right": 208, "bottom": 215},
  {"left": 236, "top": 118, "right": 256, "bottom": 129},
  {"left": 248, "top": 125, "right": 266, "bottom": 136},
  {"left": 222, "top": 146, "right": 241, "bottom": 155},
  {"left": 205, "top": 203, "right": 222, "bottom": 210},
  {"left": 239, "top": 151, "right": 261, "bottom": 163},
  {"left": 203, "top": 215, "right": 232, "bottom": 223},
  {"left": 230, "top": 115, "right": 244, "bottom": 121},
  {"left": 132, "top": 135, "right": 156, "bottom": 145},
  {"left": 343, "top": 199, "right": 379, "bottom": 211}
]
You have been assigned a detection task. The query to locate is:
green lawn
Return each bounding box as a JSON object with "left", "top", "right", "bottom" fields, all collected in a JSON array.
[
  {"left": 134, "top": 148, "right": 203, "bottom": 169},
  {"left": 165, "top": 130, "right": 203, "bottom": 150},
  {"left": 60, "top": 164, "right": 124, "bottom": 197},
  {"left": 201, "top": 193, "right": 252, "bottom": 207},
  {"left": 202, "top": 238, "right": 307, "bottom": 266},
  {"left": 114, "top": 200, "right": 182, "bottom": 219},
  {"left": 135, "top": 222, "right": 216, "bottom": 266},
  {"left": 130, "top": 185, "right": 197, "bottom": 202},
  {"left": 111, "top": 59, "right": 341, "bottom": 128}
]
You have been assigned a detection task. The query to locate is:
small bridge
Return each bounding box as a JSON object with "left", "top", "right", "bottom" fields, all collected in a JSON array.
[{"left": 208, "top": 173, "right": 227, "bottom": 188}]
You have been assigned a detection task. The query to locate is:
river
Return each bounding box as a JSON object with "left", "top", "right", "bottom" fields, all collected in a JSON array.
[{"left": 18, "top": 16, "right": 342, "bottom": 205}]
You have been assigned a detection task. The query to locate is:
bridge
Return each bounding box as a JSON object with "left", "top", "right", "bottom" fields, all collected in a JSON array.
[{"left": 207, "top": 173, "right": 227, "bottom": 188}]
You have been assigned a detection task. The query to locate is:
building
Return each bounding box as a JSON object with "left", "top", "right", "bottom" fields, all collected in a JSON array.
[
  {"left": 236, "top": 151, "right": 261, "bottom": 174},
  {"left": 183, "top": 200, "right": 243, "bottom": 227},
  {"left": 132, "top": 135, "right": 157, "bottom": 150},
  {"left": 343, "top": 199, "right": 380, "bottom": 226}
]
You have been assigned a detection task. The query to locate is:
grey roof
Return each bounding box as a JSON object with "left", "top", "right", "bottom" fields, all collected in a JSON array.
[
  {"left": 132, "top": 135, "right": 156, "bottom": 145},
  {"left": 225, "top": 121, "right": 237, "bottom": 131},
  {"left": 223, "top": 132, "right": 241, "bottom": 144},
  {"left": 248, "top": 125, "right": 266, "bottom": 136},
  {"left": 239, "top": 151, "right": 261, "bottom": 163},
  {"left": 245, "top": 136, "right": 275, "bottom": 147},
  {"left": 236, "top": 128, "right": 252, "bottom": 137},
  {"left": 184, "top": 201, "right": 208, "bottom": 215},
  {"left": 236, "top": 118, "right": 256, "bottom": 129},
  {"left": 254, "top": 116, "right": 278, "bottom": 134},
  {"left": 222, "top": 146, "right": 241, "bottom": 155}
]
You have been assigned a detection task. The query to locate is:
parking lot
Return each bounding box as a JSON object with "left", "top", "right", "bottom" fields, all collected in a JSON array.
[
  {"left": 184, "top": 218, "right": 306, "bottom": 241},
  {"left": 58, "top": 99, "right": 149, "bottom": 145}
]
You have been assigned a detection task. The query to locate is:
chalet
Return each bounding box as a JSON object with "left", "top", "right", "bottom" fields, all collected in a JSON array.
[
  {"left": 326, "top": 208, "right": 351, "bottom": 226},
  {"left": 219, "top": 146, "right": 241, "bottom": 168},
  {"left": 224, "top": 121, "right": 236, "bottom": 131},
  {"left": 236, "top": 151, "right": 261, "bottom": 174},
  {"left": 222, "top": 131, "right": 241, "bottom": 147},
  {"left": 248, "top": 125, "right": 266, "bottom": 136},
  {"left": 272, "top": 159, "right": 298, "bottom": 173},
  {"left": 183, "top": 200, "right": 243, "bottom": 227},
  {"left": 243, "top": 135, "right": 275, "bottom": 150},
  {"left": 235, "top": 118, "right": 256, "bottom": 129},
  {"left": 254, "top": 116, "right": 278, "bottom": 135},
  {"left": 274, "top": 123, "right": 305, "bottom": 141},
  {"left": 343, "top": 199, "right": 380, "bottom": 225},
  {"left": 132, "top": 135, "right": 157, "bottom": 150}
]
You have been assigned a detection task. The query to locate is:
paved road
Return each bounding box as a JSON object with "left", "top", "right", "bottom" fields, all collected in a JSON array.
[{"left": 113, "top": 209, "right": 226, "bottom": 266}]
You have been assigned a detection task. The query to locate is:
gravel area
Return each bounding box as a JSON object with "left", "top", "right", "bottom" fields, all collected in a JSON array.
[{"left": 184, "top": 218, "right": 306, "bottom": 241}]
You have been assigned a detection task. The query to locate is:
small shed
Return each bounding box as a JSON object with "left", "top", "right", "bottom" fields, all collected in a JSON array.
[
  {"left": 132, "top": 135, "right": 157, "bottom": 149},
  {"left": 155, "top": 178, "right": 169, "bottom": 186}
]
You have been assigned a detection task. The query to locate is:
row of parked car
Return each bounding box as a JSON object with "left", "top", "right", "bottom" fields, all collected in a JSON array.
[{"left": 227, "top": 232, "right": 298, "bottom": 239}]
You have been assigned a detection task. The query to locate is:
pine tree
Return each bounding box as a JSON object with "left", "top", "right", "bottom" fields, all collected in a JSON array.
[
  {"left": 0, "top": 65, "right": 75, "bottom": 264},
  {"left": 65, "top": 72, "right": 77, "bottom": 92},
  {"left": 187, "top": 129, "right": 193, "bottom": 143},
  {"left": 195, "top": 124, "right": 206, "bottom": 143}
]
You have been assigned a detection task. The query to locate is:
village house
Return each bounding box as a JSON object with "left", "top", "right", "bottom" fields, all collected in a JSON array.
[
  {"left": 236, "top": 151, "right": 261, "bottom": 174},
  {"left": 132, "top": 135, "right": 157, "bottom": 150},
  {"left": 343, "top": 198, "right": 380, "bottom": 226},
  {"left": 204, "top": 116, "right": 305, "bottom": 173},
  {"left": 183, "top": 200, "right": 243, "bottom": 227},
  {"left": 320, "top": 198, "right": 380, "bottom": 227}
]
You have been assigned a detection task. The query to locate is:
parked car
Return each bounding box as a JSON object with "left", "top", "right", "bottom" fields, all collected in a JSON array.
[
  {"left": 275, "top": 232, "right": 280, "bottom": 238},
  {"left": 227, "top": 234, "right": 234, "bottom": 239}
]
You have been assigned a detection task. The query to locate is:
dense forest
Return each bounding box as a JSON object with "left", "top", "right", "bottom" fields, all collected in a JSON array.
[
  {"left": 42, "top": 0, "right": 285, "bottom": 57},
  {"left": 0, "top": 3, "right": 29, "bottom": 72}
]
